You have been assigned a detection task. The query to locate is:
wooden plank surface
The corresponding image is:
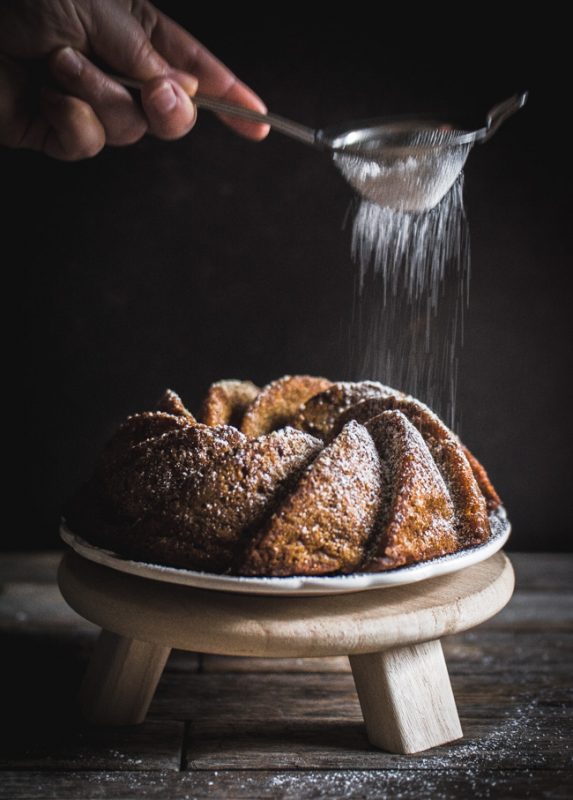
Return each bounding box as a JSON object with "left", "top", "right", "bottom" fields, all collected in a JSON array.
[
  {"left": 0, "top": 552, "right": 61, "bottom": 583},
  {"left": 0, "top": 551, "right": 572, "bottom": 800},
  {"left": 0, "top": 721, "right": 184, "bottom": 771},
  {"left": 485, "top": 591, "right": 573, "bottom": 631},
  {"left": 0, "top": 583, "right": 98, "bottom": 635},
  {"left": 175, "top": 670, "right": 572, "bottom": 770},
  {"left": 201, "top": 653, "right": 351, "bottom": 673},
  {"left": 184, "top": 701, "right": 572, "bottom": 771},
  {"left": 1, "top": 770, "right": 571, "bottom": 799},
  {"left": 509, "top": 552, "right": 573, "bottom": 591},
  {"left": 150, "top": 672, "right": 363, "bottom": 721}
]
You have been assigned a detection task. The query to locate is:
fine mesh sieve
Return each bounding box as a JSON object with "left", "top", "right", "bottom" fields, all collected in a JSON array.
[
  {"left": 324, "top": 94, "right": 527, "bottom": 211},
  {"left": 114, "top": 76, "right": 527, "bottom": 213},
  {"left": 192, "top": 91, "right": 527, "bottom": 211},
  {"left": 331, "top": 126, "right": 473, "bottom": 212}
]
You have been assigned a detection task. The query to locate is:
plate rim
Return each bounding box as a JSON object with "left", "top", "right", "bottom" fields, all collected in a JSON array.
[{"left": 59, "top": 509, "right": 511, "bottom": 596}]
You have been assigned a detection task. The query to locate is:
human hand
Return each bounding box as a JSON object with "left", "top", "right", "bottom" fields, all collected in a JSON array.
[{"left": 0, "top": 0, "right": 269, "bottom": 160}]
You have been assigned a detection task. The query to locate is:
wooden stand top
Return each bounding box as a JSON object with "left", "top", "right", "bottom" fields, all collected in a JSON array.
[{"left": 58, "top": 551, "right": 514, "bottom": 658}]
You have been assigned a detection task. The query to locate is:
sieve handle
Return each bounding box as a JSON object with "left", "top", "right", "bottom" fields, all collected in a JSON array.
[
  {"left": 482, "top": 92, "right": 528, "bottom": 142},
  {"left": 113, "top": 74, "right": 318, "bottom": 147}
]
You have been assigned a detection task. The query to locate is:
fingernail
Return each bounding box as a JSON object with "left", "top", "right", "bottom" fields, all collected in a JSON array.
[
  {"left": 56, "top": 47, "right": 83, "bottom": 77},
  {"left": 171, "top": 71, "right": 198, "bottom": 96},
  {"left": 149, "top": 81, "right": 177, "bottom": 114}
]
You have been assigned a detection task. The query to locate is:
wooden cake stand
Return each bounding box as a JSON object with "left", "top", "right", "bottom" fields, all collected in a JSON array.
[{"left": 58, "top": 550, "right": 514, "bottom": 754}]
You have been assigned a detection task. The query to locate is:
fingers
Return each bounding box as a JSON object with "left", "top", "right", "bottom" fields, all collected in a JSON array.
[
  {"left": 2, "top": 0, "right": 267, "bottom": 157},
  {"left": 85, "top": 1, "right": 268, "bottom": 141},
  {"left": 140, "top": 75, "right": 196, "bottom": 140},
  {"left": 50, "top": 47, "right": 147, "bottom": 146},
  {"left": 74, "top": 1, "right": 199, "bottom": 142},
  {"left": 50, "top": 46, "right": 197, "bottom": 144},
  {"left": 0, "top": 56, "right": 102, "bottom": 160},
  {"left": 85, "top": 1, "right": 170, "bottom": 83},
  {"left": 149, "top": 12, "right": 270, "bottom": 141},
  {"left": 41, "top": 89, "right": 105, "bottom": 160}
]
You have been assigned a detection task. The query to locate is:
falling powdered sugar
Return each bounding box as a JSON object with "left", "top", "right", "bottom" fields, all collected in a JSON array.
[{"left": 346, "top": 176, "right": 470, "bottom": 430}]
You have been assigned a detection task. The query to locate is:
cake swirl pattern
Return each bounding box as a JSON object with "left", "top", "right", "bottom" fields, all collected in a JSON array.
[{"left": 66, "top": 377, "right": 503, "bottom": 576}]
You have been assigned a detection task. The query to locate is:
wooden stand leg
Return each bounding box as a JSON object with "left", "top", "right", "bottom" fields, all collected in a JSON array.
[
  {"left": 79, "top": 629, "right": 171, "bottom": 725},
  {"left": 349, "top": 639, "right": 462, "bottom": 754}
]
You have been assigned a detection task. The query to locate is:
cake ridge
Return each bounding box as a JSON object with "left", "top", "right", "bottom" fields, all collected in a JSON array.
[
  {"left": 363, "top": 410, "right": 459, "bottom": 570},
  {"left": 65, "top": 374, "right": 505, "bottom": 576},
  {"left": 242, "top": 420, "right": 382, "bottom": 576}
]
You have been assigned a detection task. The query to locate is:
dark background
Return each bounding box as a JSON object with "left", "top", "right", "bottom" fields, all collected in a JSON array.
[{"left": 3, "top": 12, "right": 570, "bottom": 551}]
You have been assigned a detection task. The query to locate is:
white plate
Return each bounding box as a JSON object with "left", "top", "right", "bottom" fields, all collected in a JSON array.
[{"left": 60, "top": 508, "right": 510, "bottom": 596}]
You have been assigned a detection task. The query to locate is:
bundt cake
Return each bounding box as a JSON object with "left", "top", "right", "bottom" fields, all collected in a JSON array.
[{"left": 65, "top": 377, "right": 505, "bottom": 576}]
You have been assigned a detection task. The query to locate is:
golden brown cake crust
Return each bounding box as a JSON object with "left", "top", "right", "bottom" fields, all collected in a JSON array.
[
  {"left": 155, "top": 389, "right": 197, "bottom": 423},
  {"left": 99, "top": 422, "right": 246, "bottom": 521},
  {"left": 335, "top": 395, "right": 492, "bottom": 546},
  {"left": 200, "top": 380, "right": 260, "bottom": 428},
  {"left": 242, "top": 421, "right": 382, "bottom": 576},
  {"left": 461, "top": 445, "right": 501, "bottom": 512},
  {"left": 363, "top": 411, "right": 458, "bottom": 570},
  {"left": 292, "top": 381, "right": 403, "bottom": 440},
  {"left": 240, "top": 375, "right": 333, "bottom": 437},
  {"left": 98, "top": 411, "right": 194, "bottom": 480},
  {"left": 115, "top": 427, "right": 322, "bottom": 572},
  {"left": 67, "top": 379, "right": 505, "bottom": 577}
]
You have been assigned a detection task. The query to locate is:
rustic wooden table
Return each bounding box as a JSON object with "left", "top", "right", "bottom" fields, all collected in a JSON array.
[{"left": 0, "top": 552, "right": 571, "bottom": 799}]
